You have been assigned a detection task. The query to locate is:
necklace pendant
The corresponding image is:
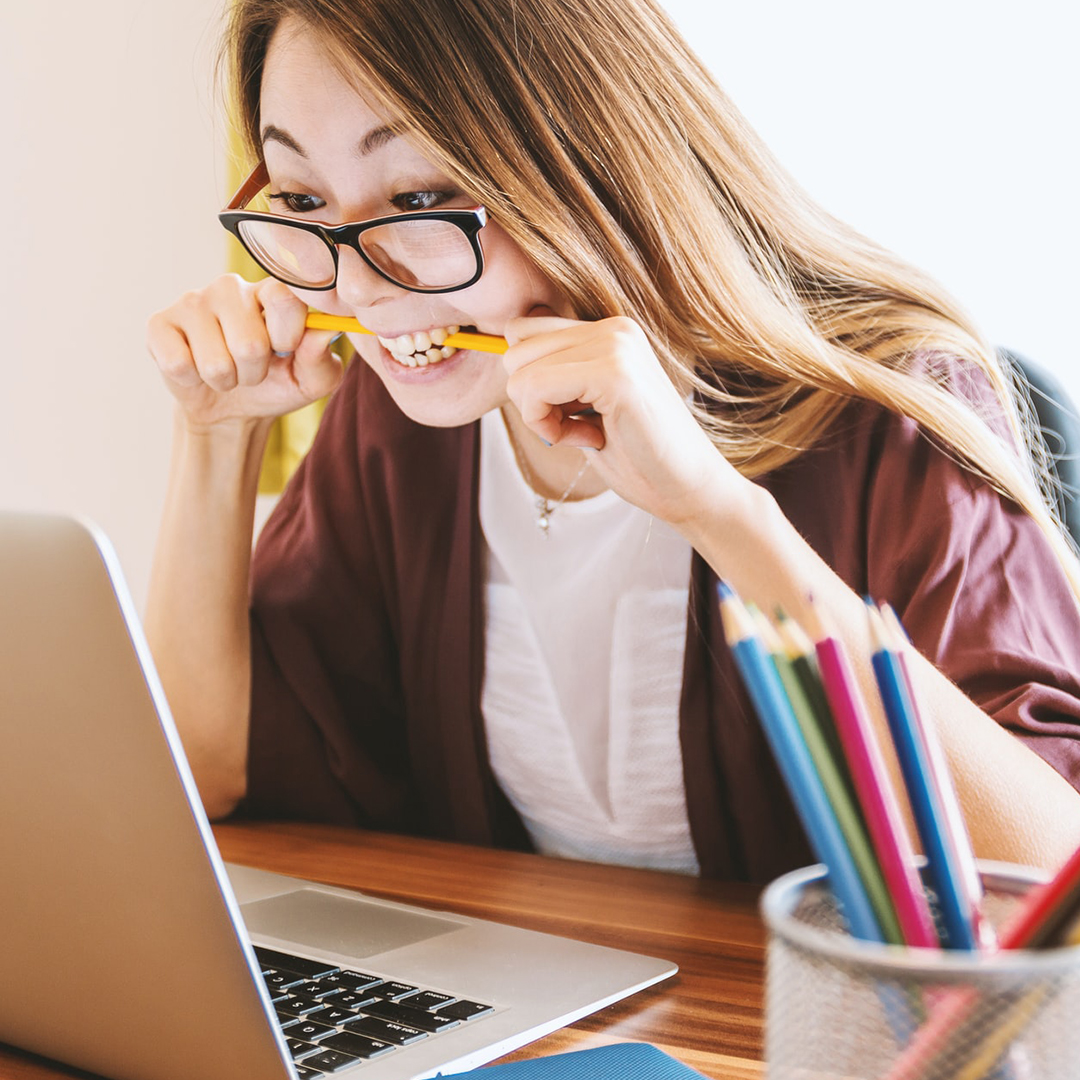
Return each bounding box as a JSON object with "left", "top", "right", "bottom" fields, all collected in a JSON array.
[{"left": 536, "top": 497, "right": 553, "bottom": 536}]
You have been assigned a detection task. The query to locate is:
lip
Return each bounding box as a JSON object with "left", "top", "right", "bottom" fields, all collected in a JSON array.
[
  {"left": 370, "top": 338, "right": 477, "bottom": 383},
  {"left": 371, "top": 324, "right": 466, "bottom": 341}
]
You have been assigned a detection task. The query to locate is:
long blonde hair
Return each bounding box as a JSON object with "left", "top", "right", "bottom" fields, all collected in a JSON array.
[{"left": 223, "top": 0, "right": 1078, "bottom": 591}]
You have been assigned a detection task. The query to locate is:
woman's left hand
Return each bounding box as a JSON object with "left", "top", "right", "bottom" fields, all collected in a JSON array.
[{"left": 503, "top": 308, "right": 751, "bottom": 532}]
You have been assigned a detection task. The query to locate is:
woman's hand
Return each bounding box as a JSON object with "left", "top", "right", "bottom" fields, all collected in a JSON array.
[
  {"left": 503, "top": 309, "right": 749, "bottom": 531},
  {"left": 147, "top": 273, "right": 344, "bottom": 431}
]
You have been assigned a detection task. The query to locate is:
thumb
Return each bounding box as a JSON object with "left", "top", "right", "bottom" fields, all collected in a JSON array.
[
  {"left": 504, "top": 304, "right": 576, "bottom": 347},
  {"left": 292, "top": 328, "right": 346, "bottom": 400}
]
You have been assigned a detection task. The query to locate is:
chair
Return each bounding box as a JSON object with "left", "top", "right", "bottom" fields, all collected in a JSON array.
[{"left": 999, "top": 348, "right": 1080, "bottom": 548}]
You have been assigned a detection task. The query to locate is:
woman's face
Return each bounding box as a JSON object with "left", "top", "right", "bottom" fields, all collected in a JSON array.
[{"left": 259, "top": 18, "right": 570, "bottom": 428}]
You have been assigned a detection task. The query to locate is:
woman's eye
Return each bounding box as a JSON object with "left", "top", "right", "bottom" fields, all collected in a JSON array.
[
  {"left": 268, "top": 191, "right": 326, "bottom": 214},
  {"left": 392, "top": 190, "right": 453, "bottom": 213}
]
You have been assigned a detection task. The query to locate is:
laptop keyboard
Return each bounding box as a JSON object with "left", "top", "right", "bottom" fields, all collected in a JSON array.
[{"left": 255, "top": 946, "right": 494, "bottom": 1077}]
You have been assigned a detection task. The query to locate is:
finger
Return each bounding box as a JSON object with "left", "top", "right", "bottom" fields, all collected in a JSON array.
[
  {"left": 258, "top": 278, "right": 310, "bottom": 359},
  {"left": 147, "top": 315, "right": 204, "bottom": 389},
  {"left": 507, "top": 357, "right": 612, "bottom": 448},
  {"left": 292, "top": 328, "right": 345, "bottom": 401},
  {"left": 179, "top": 301, "right": 243, "bottom": 392},
  {"left": 207, "top": 286, "right": 276, "bottom": 388},
  {"left": 504, "top": 304, "right": 580, "bottom": 350},
  {"left": 544, "top": 410, "right": 606, "bottom": 450}
]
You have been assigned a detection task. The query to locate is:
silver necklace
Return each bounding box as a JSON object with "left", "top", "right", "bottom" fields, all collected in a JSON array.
[{"left": 502, "top": 411, "right": 592, "bottom": 536}]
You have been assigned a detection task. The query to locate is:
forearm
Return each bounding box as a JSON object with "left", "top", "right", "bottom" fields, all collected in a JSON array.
[
  {"left": 145, "top": 408, "right": 273, "bottom": 819},
  {"left": 683, "top": 481, "right": 1080, "bottom": 873}
]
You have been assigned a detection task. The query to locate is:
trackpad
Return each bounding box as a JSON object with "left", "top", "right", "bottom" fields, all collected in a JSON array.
[{"left": 241, "top": 888, "right": 462, "bottom": 958}]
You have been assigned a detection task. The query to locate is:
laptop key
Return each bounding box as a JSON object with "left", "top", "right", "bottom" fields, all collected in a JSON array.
[
  {"left": 285, "top": 1037, "right": 322, "bottom": 1060},
  {"left": 371, "top": 980, "right": 418, "bottom": 1000},
  {"left": 321, "top": 969, "right": 383, "bottom": 992},
  {"left": 344, "top": 1015, "right": 427, "bottom": 1045},
  {"left": 302, "top": 1048, "right": 365, "bottom": 1073},
  {"left": 288, "top": 1019, "right": 337, "bottom": 1042},
  {"left": 277, "top": 993, "right": 327, "bottom": 1017},
  {"left": 264, "top": 969, "right": 308, "bottom": 991},
  {"left": 408, "top": 990, "right": 455, "bottom": 1011},
  {"left": 437, "top": 999, "right": 495, "bottom": 1021},
  {"left": 253, "top": 947, "right": 340, "bottom": 980},
  {"left": 362, "top": 999, "right": 460, "bottom": 1033},
  {"left": 294, "top": 1068, "right": 324, "bottom": 1079},
  {"left": 321, "top": 1031, "right": 397, "bottom": 1059},
  {"left": 297, "top": 977, "right": 347, "bottom": 999},
  {"left": 308, "top": 1004, "right": 359, "bottom": 1026},
  {"left": 326, "top": 989, "right": 379, "bottom": 1010}
]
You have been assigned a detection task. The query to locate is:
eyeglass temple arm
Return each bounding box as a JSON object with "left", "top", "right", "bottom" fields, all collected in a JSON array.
[{"left": 226, "top": 161, "right": 271, "bottom": 211}]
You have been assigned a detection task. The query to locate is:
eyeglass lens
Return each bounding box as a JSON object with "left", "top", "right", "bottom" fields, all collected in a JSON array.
[{"left": 236, "top": 217, "right": 478, "bottom": 290}]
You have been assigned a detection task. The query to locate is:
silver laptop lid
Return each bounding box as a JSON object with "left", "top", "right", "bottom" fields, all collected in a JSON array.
[{"left": 0, "top": 512, "right": 293, "bottom": 1080}]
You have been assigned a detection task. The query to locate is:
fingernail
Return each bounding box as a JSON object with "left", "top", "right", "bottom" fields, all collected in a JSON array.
[
  {"left": 273, "top": 350, "right": 293, "bottom": 358},
  {"left": 330, "top": 331, "right": 344, "bottom": 344},
  {"left": 541, "top": 437, "right": 552, "bottom": 447}
]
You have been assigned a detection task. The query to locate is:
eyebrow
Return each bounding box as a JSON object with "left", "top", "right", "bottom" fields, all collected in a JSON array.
[{"left": 260, "top": 122, "right": 401, "bottom": 158}]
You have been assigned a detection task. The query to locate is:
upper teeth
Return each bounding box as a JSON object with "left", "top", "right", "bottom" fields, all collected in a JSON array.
[{"left": 378, "top": 326, "right": 461, "bottom": 367}]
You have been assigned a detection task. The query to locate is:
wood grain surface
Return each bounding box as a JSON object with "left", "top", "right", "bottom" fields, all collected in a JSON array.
[{"left": 1, "top": 822, "right": 767, "bottom": 1079}]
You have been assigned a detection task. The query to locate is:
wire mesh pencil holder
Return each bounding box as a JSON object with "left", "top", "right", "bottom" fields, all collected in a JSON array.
[{"left": 760, "top": 862, "right": 1080, "bottom": 1080}]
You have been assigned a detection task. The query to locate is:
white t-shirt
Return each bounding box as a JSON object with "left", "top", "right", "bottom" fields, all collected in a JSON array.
[{"left": 478, "top": 409, "right": 699, "bottom": 874}]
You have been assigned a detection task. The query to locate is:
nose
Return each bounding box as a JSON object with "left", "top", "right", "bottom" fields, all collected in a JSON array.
[{"left": 333, "top": 244, "right": 402, "bottom": 309}]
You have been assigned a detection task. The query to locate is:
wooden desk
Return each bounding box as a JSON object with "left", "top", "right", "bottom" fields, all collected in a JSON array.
[{"left": 1, "top": 822, "right": 767, "bottom": 1079}]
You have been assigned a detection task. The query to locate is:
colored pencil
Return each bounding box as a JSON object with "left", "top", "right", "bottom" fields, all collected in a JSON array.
[
  {"left": 805, "top": 601, "right": 939, "bottom": 949},
  {"left": 753, "top": 607, "right": 904, "bottom": 945},
  {"left": 867, "top": 600, "right": 979, "bottom": 951},
  {"left": 718, "top": 584, "right": 883, "bottom": 942},
  {"left": 879, "top": 603, "right": 996, "bottom": 950},
  {"left": 882, "top": 845, "right": 1080, "bottom": 1080},
  {"left": 774, "top": 610, "right": 853, "bottom": 791},
  {"left": 305, "top": 311, "right": 508, "bottom": 354}
]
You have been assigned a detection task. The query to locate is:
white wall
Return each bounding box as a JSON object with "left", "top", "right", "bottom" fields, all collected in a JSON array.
[
  {"left": 661, "top": 0, "right": 1079, "bottom": 382},
  {"left": 0, "top": 1, "right": 226, "bottom": 606},
  {"left": 1, "top": 1, "right": 1076, "bottom": 610}
]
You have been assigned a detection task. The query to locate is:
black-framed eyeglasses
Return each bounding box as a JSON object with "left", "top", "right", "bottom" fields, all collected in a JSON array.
[{"left": 219, "top": 161, "right": 488, "bottom": 294}]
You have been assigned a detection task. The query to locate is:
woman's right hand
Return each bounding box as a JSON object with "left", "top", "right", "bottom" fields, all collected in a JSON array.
[{"left": 146, "top": 273, "right": 344, "bottom": 430}]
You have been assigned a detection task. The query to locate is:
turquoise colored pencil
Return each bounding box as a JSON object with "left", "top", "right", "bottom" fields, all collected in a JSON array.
[
  {"left": 751, "top": 606, "right": 904, "bottom": 945},
  {"left": 718, "top": 583, "right": 883, "bottom": 942}
]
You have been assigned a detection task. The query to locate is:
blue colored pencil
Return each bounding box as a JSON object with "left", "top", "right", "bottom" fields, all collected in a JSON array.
[
  {"left": 866, "top": 600, "right": 979, "bottom": 951},
  {"left": 719, "top": 583, "right": 884, "bottom": 942},
  {"left": 879, "top": 603, "right": 995, "bottom": 950}
]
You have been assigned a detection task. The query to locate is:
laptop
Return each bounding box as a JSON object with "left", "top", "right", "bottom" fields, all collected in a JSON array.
[{"left": 0, "top": 511, "right": 676, "bottom": 1080}]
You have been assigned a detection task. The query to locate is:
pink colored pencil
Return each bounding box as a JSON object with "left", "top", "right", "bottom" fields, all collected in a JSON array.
[
  {"left": 805, "top": 602, "right": 939, "bottom": 948},
  {"left": 884, "top": 844, "right": 1080, "bottom": 1080}
]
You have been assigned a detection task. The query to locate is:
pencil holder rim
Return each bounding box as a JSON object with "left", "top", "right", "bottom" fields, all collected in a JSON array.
[{"left": 761, "top": 861, "right": 1080, "bottom": 978}]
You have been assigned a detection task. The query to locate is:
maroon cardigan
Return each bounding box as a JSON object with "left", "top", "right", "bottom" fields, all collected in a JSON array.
[{"left": 243, "top": 359, "right": 1080, "bottom": 882}]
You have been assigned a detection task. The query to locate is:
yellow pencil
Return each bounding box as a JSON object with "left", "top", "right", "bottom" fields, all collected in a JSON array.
[{"left": 305, "top": 311, "right": 508, "bottom": 355}]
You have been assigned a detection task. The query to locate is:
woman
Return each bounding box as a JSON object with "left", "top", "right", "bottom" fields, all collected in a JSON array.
[{"left": 146, "top": 0, "right": 1080, "bottom": 880}]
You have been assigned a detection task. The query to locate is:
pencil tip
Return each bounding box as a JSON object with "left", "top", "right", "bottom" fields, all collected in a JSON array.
[
  {"left": 716, "top": 580, "right": 734, "bottom": 601},
  {"left": 865, "top": 600, "right": 888, "bottom": 648}
]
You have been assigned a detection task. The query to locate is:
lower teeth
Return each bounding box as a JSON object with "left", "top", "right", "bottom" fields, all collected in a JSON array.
[{"left": 391, "top": 346, "right": 458, "bottom": 368}]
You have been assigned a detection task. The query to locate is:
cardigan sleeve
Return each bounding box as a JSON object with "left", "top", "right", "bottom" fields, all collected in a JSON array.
[
  {"left": 860, "top": 393, "right": 1080, "bottom": 791},
  {"left": 864, "top": 410, "right": 1080, "bottom": 786},
  {"left": 763, "top": 359, "right": 1080, "bottom": 795},
  {"left": 240, "top": 360, "right": 420, "bottom": 829}
]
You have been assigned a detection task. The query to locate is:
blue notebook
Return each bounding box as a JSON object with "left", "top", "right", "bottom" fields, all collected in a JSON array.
[{"left": 441, "top": 1043, "right": 709, "bottom": 1079}]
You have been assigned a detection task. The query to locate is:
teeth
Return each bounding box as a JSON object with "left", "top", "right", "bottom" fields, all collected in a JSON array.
[{"left": 378, "top": 325, "right": 464, "bottom": 368}]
